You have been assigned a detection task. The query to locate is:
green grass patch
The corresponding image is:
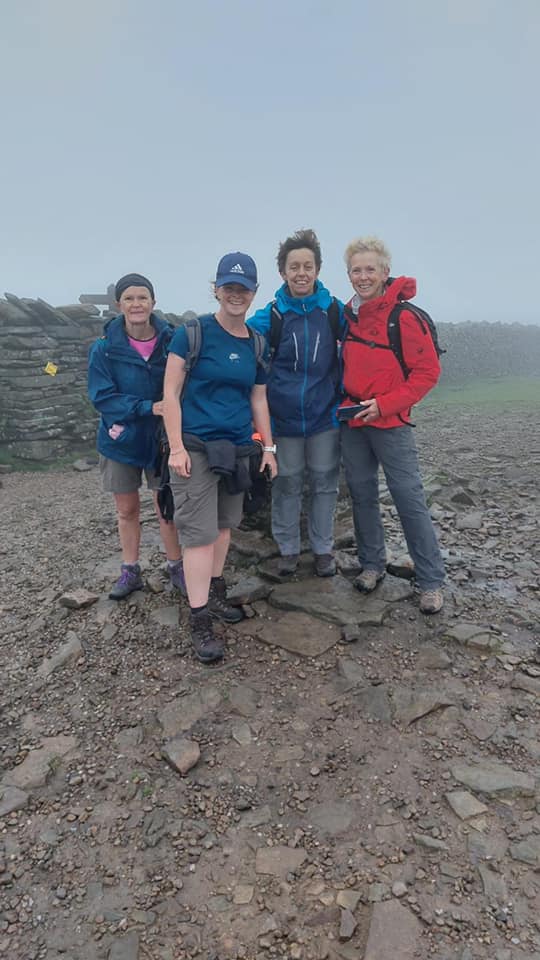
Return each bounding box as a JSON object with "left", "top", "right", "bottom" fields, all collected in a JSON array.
[{"left": 427, "top": 377, "right": 540, "bottom": 410}]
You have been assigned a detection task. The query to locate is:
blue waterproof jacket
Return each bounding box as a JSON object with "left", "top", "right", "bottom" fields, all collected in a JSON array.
[
  {"left": 248, "top": 281, "right": 344, "bottom": 437},
  {"left": 88, "top": 314, "right": 175, "bottom": 467}
]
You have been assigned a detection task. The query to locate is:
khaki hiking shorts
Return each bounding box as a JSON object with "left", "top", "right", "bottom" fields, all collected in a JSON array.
[
  {"left": 169, "top": 449, "right": 246, "bottom": 547},
  {"left": 100, "top": 455, "right": 160, "bottom": 495}
]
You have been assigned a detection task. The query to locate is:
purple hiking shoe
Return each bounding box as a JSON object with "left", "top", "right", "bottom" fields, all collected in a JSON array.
[{"left": 109, "top": 563, "right": 143, "bottom": 600}]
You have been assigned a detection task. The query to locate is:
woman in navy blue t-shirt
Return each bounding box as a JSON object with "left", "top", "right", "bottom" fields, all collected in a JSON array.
[{"left": 163, "top": 252, "right": 277, "bottom": 664}]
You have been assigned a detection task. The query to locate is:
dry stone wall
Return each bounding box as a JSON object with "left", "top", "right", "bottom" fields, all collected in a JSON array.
[{"left": 0, "top": 293, "right": 538, "bottom": 462}]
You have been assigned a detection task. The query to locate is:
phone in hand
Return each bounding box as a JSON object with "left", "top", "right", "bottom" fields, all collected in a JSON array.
[{"left": 337, "top": 403, "right": 368, "bottom": 422}]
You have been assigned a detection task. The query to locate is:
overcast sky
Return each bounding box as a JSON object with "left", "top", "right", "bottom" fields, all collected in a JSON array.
[{"left": 1, "top": 0, "right": 539, "bottom": 324}]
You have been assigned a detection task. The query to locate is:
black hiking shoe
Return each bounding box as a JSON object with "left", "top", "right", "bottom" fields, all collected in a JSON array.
[
  {"left": 314, "top": 553, "right": 337, "bottom": 577},
  {"left": 208, "top": 577, "right": 244, "bottom": 624},
  {"left": 109, "top": 563, "right": 143, "bottom": 600},
  {"left": 278, "top": 554, "right": 299, "bottom": 575},
  {"left": 189, "top": 608, "right": 224, "bottom": 663}
]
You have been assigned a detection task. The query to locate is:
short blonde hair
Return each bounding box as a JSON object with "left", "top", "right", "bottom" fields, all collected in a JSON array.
[{"left": 344, "top": 236, "right": 391, "bottom": 273}]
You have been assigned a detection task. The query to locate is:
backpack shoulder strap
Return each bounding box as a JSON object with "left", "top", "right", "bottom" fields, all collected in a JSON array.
[
  {"left": 182, "top": 316, "right": 202, "bottom": 374},
  {"left": 327, "top": 297, "right": 341, "bottom": 340},
  {"left": 269, "top": 300, "right": 283, "bottom": 353},
  {"left": 388, "top": 303, "right": 445, "bottom": 379},
  {"left": 248, "top": 327, "right": 270, "bottom": 375}
]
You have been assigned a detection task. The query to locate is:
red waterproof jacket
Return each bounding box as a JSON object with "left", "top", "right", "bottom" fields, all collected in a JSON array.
[{"left": 341, "top": 276, "right": 440, "bottom": 429}]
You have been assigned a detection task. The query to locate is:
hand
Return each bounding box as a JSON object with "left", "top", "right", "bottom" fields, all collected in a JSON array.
[
  {"left": 355, "top": 398, "right": 380, "bottom": 423},
  {"left": 169, "top": 448, "right": 191, "bottom": 478},
  {"left": 108, "top": 423, "right": 125, "bottom": 440},
  {"left": 261, "top": 452, "right": 277, "bottom": 479},
  {"left": 152, "top": 401, "right": 164, "bottom": 416}
]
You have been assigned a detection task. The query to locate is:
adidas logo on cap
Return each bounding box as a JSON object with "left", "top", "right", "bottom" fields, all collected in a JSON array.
[{"left": 230, "top": 263, "right": 245, "bottom": 274}]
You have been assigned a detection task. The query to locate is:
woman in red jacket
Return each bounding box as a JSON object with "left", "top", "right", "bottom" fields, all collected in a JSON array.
[{"left": 340, "top": 236, "right": 445, "bottom": 614}]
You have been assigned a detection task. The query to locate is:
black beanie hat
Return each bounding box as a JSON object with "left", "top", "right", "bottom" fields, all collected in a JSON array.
[{"left": 115, "top": 273, "right": 155, "bottom": 302}]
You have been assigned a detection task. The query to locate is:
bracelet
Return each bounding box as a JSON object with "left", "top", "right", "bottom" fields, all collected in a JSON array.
[
  {"left": 169, "top": 448, "right": 184, "bottom": 455},
  {"left": 263, "top": 444, "right": 277, "bottom": 454}
]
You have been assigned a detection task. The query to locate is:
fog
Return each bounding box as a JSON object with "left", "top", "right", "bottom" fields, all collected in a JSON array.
[{"left": 1, "top": 0, "right": 539, "bottom": 324}]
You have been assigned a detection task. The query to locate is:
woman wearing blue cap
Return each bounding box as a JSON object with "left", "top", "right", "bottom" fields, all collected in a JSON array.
[
  {"left": 163, "top": 252, "right": 277, "bottom": 664},
  {"left": 88, "top": 274, "right": 184, "bottom": 599}
]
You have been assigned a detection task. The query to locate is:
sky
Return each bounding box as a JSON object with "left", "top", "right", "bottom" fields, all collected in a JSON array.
[{"left": 1, "top": 0, "right": 539, "bottom": 324}]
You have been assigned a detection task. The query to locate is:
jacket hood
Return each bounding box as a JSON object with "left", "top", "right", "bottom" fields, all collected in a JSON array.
[
  {"left": 275, "top": 279, "right": 333, "bottom": 315},
  {"left": 348, "top": 276, "right": 417, "bottom": 315},
  {"left": 101, "top": 313, "right": 172, "bottom": 344}
]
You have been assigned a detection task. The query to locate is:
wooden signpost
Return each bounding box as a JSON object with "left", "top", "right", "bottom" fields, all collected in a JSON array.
[{"left": 79, "top": 284, "right": 116, "bottom": 313}]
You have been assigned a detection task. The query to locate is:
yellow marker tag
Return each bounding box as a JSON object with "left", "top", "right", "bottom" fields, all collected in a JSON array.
[{"left": 44, "top": 362, "right": 58, "bottom": 376}]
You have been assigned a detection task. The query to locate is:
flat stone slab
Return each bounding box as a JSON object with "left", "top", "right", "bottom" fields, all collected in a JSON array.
[
  {"left": 364, "top": 899, "right": 421, "bottom": 960},
  {"left": 108, "top": 931, "right": 140, "bottom": 960},
  {"left": 38, "top": 632, "right": 84, "bottom": 677},
  {"left": 511, "top": 673, "right": 540, "bottom": 698},
  {"left": 273, "top": 744, "right": 305, "bottom": 763},
  {"left": 159, "top": 687, "right": 222, "bottom": 737},
  {"left": 446, "top": 790, "right": 488, "bottom": 820},
  {"left": 450, "top": 760, "right": 536, "bottom": 798},
  {"left": 228, "top": 685, "right": 259, "bottom": 717},
  {"left": 59, "top": 588, "right": 99, "bottom": 610},
  {"left": 255, "top": 844, "right": 306, "bottom": 877},
  {"left": 442, "top": 622, "right": 500, "bottom": 651},
  {"left": 228, "top": 576, "right": 272, "bottom": 605},
  {"left": 0, "top": 785, "right": 29, "bottom": 816},
  {"left": 253, "top": 611, "right": 340, "bottom": 657},
  {"left": 3, "top": 735, "right": 78, "bottom": 790},
  {"left": 150, "top": 605, "right": 179, "bottom": 628},
  {"left": 309, "top": 801, "right": 359, "bottom": 837},
  {"left": 392, "top": 687, "right": 456, "bottom": 726},
  {"left": 161, "top": 737, "right": 200, "bottom": 775},
  {"left": 268, "top": 575, "right": 393, "bottom": 627},
  {"left": 509, "top": 836, "right": 540, "bottom": 865}
]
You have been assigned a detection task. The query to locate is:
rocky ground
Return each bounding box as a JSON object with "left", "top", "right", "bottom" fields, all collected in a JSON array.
[{"left": 0, "top": 404, "right": 539, "bottom": 960}]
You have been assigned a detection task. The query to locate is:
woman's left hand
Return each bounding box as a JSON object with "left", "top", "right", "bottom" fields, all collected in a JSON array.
[{"left": 261, "top": 452, "right": 278, "bottom": 479}]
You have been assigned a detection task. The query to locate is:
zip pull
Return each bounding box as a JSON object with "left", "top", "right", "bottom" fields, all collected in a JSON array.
[
  {"left": 313, "top": 332, "right": 320, "bottom": 363},
  {"left": 293, "top": 332, "right": 299, "bottom": 372}
]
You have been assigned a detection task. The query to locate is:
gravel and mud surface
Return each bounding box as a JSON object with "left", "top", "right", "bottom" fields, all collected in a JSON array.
[{"left": 1, "top": 404, "right": 539, "bottom": 960}]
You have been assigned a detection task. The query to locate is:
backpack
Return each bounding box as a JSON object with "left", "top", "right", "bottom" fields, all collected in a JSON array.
[
  {"left": 344, "top": 301, "right": 445, "bottom": 379},
  {"left": 269, "top": 297, "right": 341, "bottom": 356}
]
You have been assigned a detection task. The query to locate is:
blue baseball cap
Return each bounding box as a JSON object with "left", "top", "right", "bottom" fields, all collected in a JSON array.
[{"left": 215, "top": 252, "right": 258, "bottom": 291}]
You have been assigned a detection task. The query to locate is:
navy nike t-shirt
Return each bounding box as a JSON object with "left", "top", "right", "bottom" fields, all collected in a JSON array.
[{"left": 168, "top": 314, "right": 268, "bottom": 445}]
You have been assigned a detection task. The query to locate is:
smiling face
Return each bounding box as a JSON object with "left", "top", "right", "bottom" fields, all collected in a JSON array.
[
  {"left": 281, "top": 247, "right": 319, "bottom": 299},
  {"left": 117, "top": 286, "right": 155, "bottom": 334},
  {"left": 215, "top": 282, "right": 256, "bottom": 320},
  {"left": 347, "top": 252, "right": 389, "bottom": 302}
]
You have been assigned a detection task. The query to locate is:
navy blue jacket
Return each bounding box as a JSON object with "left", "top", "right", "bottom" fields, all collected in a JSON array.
[
  {"left": 88, "top": 314, "right": 174, "bottom": 467},
  {"left": 248, "top": 281, "right": 344, "bottom": 437}
]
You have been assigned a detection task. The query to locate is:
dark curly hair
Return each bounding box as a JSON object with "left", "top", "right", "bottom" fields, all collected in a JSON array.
[{"left": 277, "top": 228, "right": 322, "bottom": 274}]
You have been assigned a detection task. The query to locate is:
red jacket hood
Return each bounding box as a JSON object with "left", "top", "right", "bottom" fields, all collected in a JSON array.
[{"left": 347, "top": 276, "right": 417, "bottom": 315}]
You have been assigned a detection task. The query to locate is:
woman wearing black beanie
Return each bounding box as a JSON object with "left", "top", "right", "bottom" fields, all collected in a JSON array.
[{"left": 88, "top": 274, "right": 184, "bottom": 600}]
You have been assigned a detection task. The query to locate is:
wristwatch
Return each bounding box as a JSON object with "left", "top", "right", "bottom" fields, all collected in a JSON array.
[{"left": 263, "top": 444, "right": 277, "bottom": 454}]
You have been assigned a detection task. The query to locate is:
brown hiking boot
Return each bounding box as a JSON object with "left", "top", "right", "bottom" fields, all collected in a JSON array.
[
  {"left": 354, "top": 569, "right": 385, "bottom": 594},
  {"left": 419, "top": 588, "right": 444, "bottom": 615}
]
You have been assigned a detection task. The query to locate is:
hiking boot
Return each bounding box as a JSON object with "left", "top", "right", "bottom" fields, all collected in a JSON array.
[
  {"left": 168, "top": 558, "right": 186, "bottom": 596},
  {"left": 109, "top": 563, "right": 143, "bottom": 600},
  {"left": 208, "top": 577, "right": 244, "bottom": 624},
  {"left": 419, "top": 588, "right": 444, "bottom": 614},
  {"left": 314, "top": 553, "right": 337, "bottom": 577},
  {"left": 278, "top": 554, "right": 299, "bottom": 575},
  {"left": 354, "top": 569, "right": 385, "bottom": 594},
  {"left": 189, "top": 608, "right": 224, "bottom": 663}
]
